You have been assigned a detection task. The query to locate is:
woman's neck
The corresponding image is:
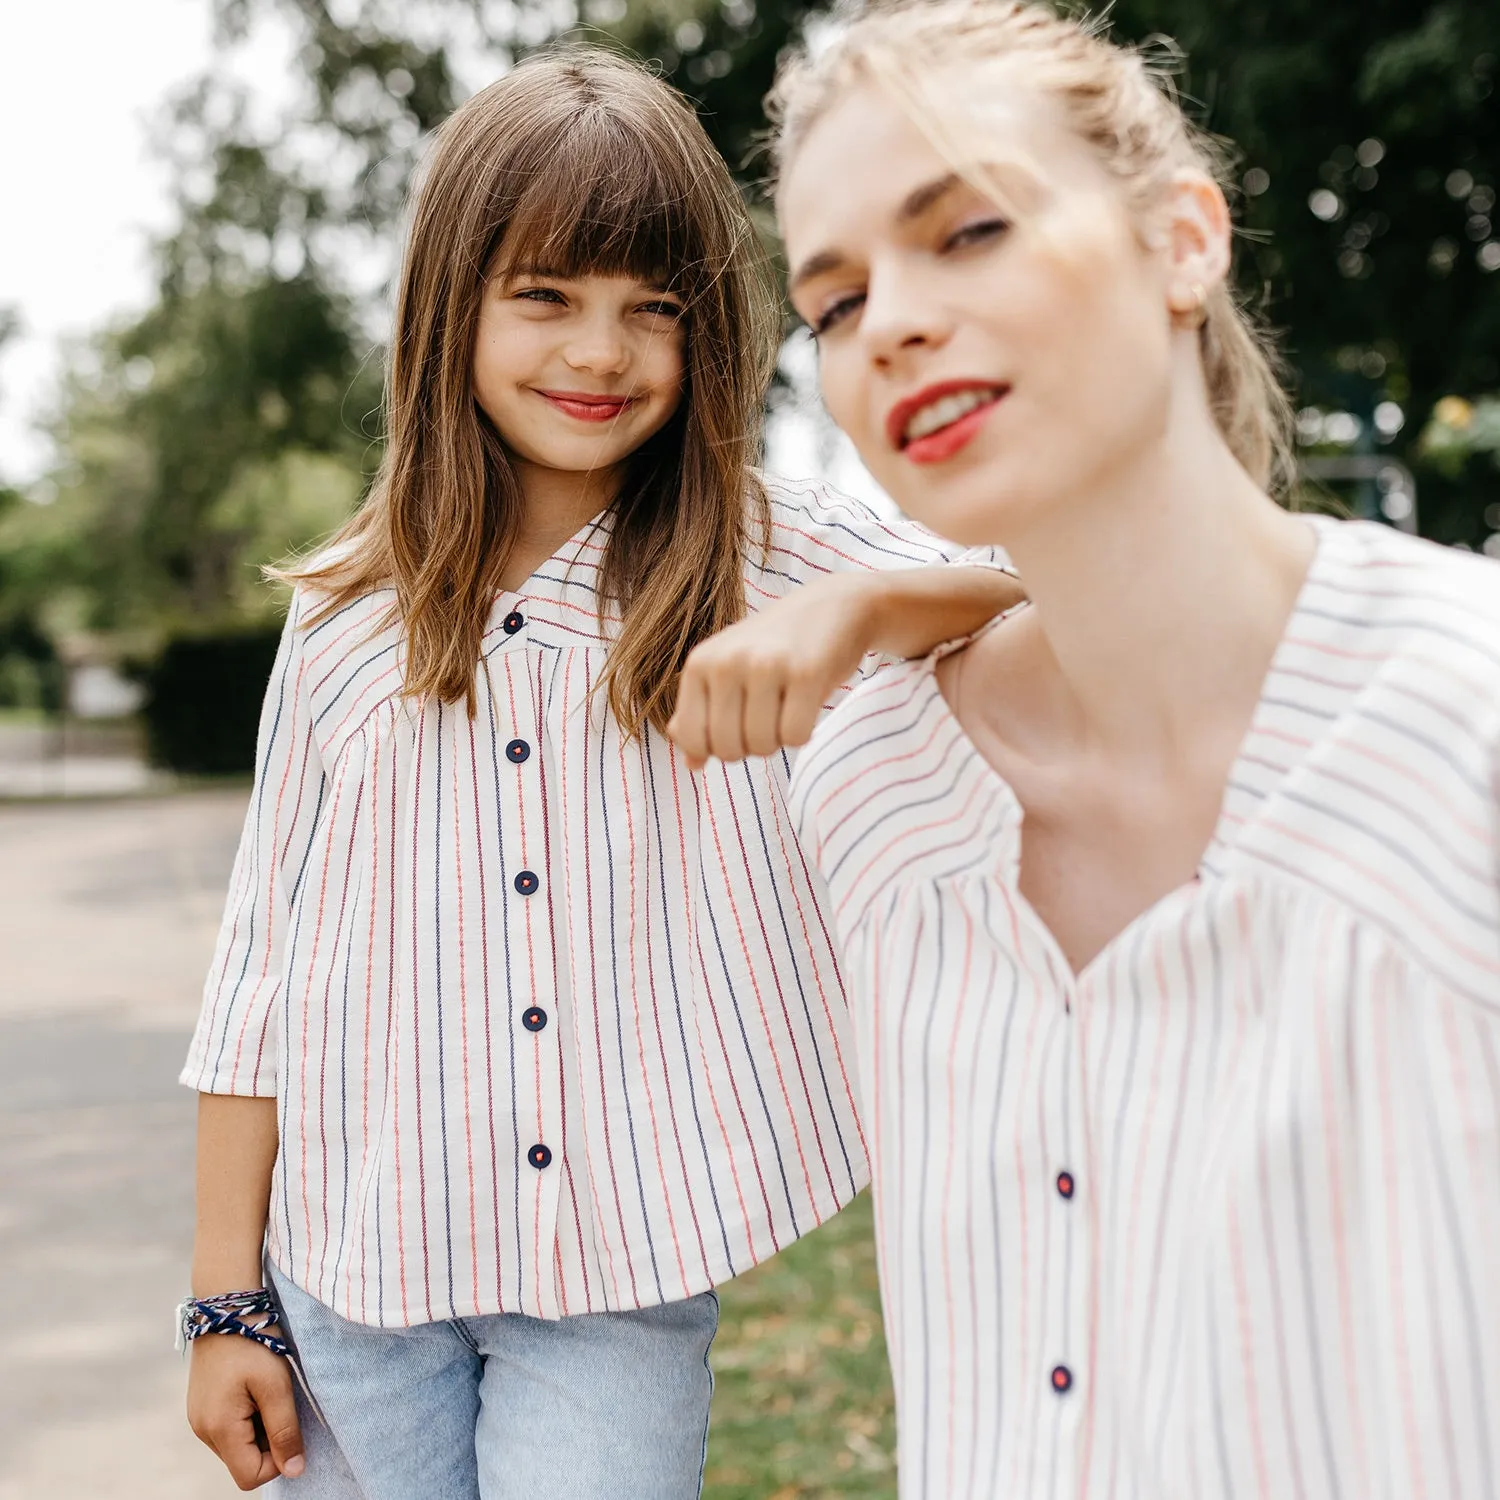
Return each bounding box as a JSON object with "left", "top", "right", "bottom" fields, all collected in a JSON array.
[
  {"left": 498, "top": 458, "right": 625, "bottom": 592},
  {"left": 994, "top": 413, "right": 1315, "bottom": 764}
]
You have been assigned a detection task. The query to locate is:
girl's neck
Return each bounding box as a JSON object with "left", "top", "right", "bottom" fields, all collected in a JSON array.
[
  {"left": 995, "top": 407, "right": 1315, "bottom": 763},
  {"left": 498, "top": 457, "right": 626, "bottom": 592}
]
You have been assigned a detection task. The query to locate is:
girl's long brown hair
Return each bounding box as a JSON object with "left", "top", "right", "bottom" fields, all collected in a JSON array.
[{"left": 283, "top": 47, "right": 779, "bottom": 733}]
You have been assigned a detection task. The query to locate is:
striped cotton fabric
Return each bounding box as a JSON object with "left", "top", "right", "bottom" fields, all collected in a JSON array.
[
  {"left": 182, "top": 476, "right": 961, "bottom": 1327},
  {"left": 791, "top": 516, "right": 1500, "bottom": 1500}
]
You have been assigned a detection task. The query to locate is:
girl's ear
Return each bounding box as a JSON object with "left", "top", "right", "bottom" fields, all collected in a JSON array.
[{"left": 1160, "top": 169, "right": 1232, "bottom": 324}]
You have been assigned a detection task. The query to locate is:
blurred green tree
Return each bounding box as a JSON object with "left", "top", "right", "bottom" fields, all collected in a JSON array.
[
  {"left": 15, "top": 0, "right": 1498, "bottom": 676},
  {"left": 195, "top": 0, "right": 1499, "bottom": 541}
]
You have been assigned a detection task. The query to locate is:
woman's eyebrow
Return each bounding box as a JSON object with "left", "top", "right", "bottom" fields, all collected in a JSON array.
[
  {"left": 788, "top": 171, "right": 967, "bottom": 293},
  {"left": 788, "top": 248, "right": 846, "bottom": 293},
  {"left": 897, "top": 171, "right": 962, "bottom": 223}
]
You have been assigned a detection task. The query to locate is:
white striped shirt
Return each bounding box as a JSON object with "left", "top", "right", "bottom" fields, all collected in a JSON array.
[
  {"left": 182, "top": 476, "right": 963, "bottom": 1327},
  {"left": 790, "top": 516, "right": 1500, "bottom": 1500}
]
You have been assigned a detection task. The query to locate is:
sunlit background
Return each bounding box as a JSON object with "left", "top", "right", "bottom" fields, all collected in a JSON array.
[{"left": 0, "top": 2, "right": 1495, "bottom": 1495}]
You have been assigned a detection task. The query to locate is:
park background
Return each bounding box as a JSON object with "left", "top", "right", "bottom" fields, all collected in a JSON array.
[{"left": 0, "top": 0, "right": 1496, "bottom": 1495}]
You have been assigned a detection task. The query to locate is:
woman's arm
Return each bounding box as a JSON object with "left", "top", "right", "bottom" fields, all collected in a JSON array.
[
  {"left": 667, "top": 564, "right": 1022, "bottom": 768},
  {"left": 186, "top": 1094, "right": 306, "bottom": 1488}
]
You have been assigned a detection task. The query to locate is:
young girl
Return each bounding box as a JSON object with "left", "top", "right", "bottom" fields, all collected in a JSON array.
[
  {"left": 672, "top": 4, "right": 1500, "bottom": 1497},
  {"left": 179, "top": 45, "right": 1018, "bottom": 1499}
]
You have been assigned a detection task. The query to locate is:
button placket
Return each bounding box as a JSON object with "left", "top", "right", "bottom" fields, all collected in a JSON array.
[
  {"left": 1047, "top": 969, "right": 1088, "bottom": 1463},
  {"left": 494, "top": 658, "right": 563, "bottom": 1318}
]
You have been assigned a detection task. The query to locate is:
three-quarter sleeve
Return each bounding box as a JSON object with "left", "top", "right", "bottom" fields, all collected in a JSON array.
[{"left": 180, "top": 593, "right": 328, "bottom": 1096}]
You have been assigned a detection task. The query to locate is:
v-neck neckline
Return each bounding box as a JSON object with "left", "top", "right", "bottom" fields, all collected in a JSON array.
[{"left": 923, "top": 514, "right": 1331, "bottom": 985}]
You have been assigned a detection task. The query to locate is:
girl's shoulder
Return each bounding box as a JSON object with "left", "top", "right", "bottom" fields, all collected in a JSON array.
[{"left": 748, "top": 471, "right": 955, "bottom": 602}]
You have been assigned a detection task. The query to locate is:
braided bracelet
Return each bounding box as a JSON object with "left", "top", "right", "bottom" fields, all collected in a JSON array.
[{"left": 176, "top": 1289, "right": 290, "bottom": 1358}]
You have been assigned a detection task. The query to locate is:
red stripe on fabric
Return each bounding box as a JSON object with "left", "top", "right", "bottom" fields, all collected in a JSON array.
[
  {"left": 702, "top": 788, "right": 809, "bottom": 1242},
  {"left": 668, "top": 752, "right": 755, "bottom": 1244},
  {"left": 457, "top": 715, "right": 480, "bottom": 1311},
  {"left": 1310, "top": 906, "right": 1372, "bottom": 1496},
  {"left": 619, "top": 727, "right": 689, "bottom": 1294},
  {"left": 1371, "top": 962, "right": 1433, "bottom": 1500},
  {"left": 562, "top": 651, "right": 626, "bottom": 1308}
]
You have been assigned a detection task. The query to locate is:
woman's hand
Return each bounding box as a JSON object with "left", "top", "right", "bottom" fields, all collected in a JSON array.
[
  {"left": 668, "top": 573, "right": 878, "bottom": 770},
  {"left": 667, "top": 564, "right": 1023, "bottom": 768},
  {"left": 187, "top": 1334, "right": 305, "bottom": 1489}
]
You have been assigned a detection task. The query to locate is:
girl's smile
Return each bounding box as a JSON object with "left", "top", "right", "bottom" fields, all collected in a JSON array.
[{"left": 532, "top": 388, "right": 638, "bottom": 423}]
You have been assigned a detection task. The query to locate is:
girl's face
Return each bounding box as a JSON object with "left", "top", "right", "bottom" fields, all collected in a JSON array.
[
  {"left": 472, "top": 269, "right": 687, "bottom": 488},
  {"left": 780, "top": 77, "right": 1191, "bottom": 546}
]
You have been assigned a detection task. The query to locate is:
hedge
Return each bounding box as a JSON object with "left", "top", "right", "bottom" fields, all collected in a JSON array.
[{"left": 140, "top": 628, "right": 283, "bottom": 775}]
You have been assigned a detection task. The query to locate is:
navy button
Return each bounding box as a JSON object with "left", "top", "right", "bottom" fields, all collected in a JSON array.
[
  {"left": 522, "top": 1007, "right": 548, "bottom": 1032},
  {"left": 1050, "top": 1364, "right": 1073, "bottom": 1394},
  {"left": 514, "top": 870, "right": 539, "bottom": 896},
  {"left": 506, "top": 739, "right": 531, "bottom": 764},
  {"left": 503, "top": 611, "right": 525, "bottom": 635},
  {"left": 1056, "top": 1171, "right": 1075, "bottom": 1200},
  {"left": 528, "top": 1143, "right": 552, "bottom": 1169}
]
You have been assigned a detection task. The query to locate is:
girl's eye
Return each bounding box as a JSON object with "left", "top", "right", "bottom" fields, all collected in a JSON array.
[
  {"left": 516, "top": 287, "right": 566, "bottom": 305},
  {"left": 638, "top": 300, "right": 685, "bottom": 318},
  {"left": 811, "top": 292, "right": 865, "bottom": 338},
  {"left": 944, "top": 217, "right": 1010, "bottom": 252}
]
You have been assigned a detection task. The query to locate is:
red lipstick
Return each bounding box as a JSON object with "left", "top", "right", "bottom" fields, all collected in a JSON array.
[
  {"left": 536, "top": 389, "right": 634, "bottom": 423},
  {"left": 885, "top": 380, "right": 1008, "bottom": 465}
]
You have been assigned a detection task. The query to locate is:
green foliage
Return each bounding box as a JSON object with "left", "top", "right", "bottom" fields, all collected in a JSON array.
[
  {"left": 10, "top": 0, "right": 1498, "bottom": 681},
  {"left": 708, "top": 1191, "right": 895, "bottom": 1499},
  {"left": 25, "top": 268, "right": 379, "bottom": 643},
  {"left": 631, "top": 0, "right": 1498, "bottom": 545}
]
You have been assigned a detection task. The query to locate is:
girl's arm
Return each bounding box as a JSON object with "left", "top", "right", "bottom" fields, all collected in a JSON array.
[
  {"left": 186, "top": 1094, "right": 305, "bottom": 1488},
  {"left": 180, "top": 594, "right": 327, "bottom": 1487},
  {"left": 667, "top": 563, "right": 1022, "bottom": 768}
]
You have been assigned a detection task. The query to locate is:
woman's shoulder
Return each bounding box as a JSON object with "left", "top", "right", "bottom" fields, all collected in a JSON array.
[
  {"left": 1314, "top": 517, "right": 1500, "bottom": 677},
  {"left": 1304, "top": 517, "right": 1500, "bottom": 791},
  {"left": 788, "top": 655, "right": 950, "bottom": 842}
]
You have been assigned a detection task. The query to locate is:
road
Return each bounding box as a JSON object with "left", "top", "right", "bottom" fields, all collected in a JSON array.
[{"left": 0, "top": 789, "right": 250, "bottom": 1499}]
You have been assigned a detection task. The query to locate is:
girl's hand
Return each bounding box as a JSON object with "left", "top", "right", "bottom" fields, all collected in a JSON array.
[
  {"left": 187, "top": 1334, "right": 305, "bottom": 1489},
  {"left": 667, "top": 564, "right": 1023, "bottom": 768}
]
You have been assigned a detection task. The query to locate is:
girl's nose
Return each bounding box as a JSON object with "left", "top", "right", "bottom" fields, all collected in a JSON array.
[{"left": 563, "top": 317, "right": 630, "bottom": 375}]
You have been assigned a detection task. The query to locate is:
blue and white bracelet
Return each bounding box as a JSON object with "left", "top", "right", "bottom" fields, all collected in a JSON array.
[
  {"left": 175, "top": 1289, "right": 290, "bottom": 1358},
  {"left": 176, "top": 1287, "right": 328, "bottom": 1423}
]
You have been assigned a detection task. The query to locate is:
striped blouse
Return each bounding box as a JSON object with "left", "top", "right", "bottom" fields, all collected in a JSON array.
[
  {"left": 181, "top": 476, "right": 963, "bottom": 1327},
  {"left": 790, "top": 516, "right": 1500, "bottom": 1500}
]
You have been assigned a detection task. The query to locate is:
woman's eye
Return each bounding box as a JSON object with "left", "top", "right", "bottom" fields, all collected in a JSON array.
[
  {"left": 944, "top": 217, "right": 1009, "bottom": 252},
  {"left": 811, "top": 292, "right": 865, "bottom": 337},
  {"left": 638, "top": 300, "right": 684, "bottom": 318},
  {"left": 516, "top": 287, "right": 566, "bottom": 305}
]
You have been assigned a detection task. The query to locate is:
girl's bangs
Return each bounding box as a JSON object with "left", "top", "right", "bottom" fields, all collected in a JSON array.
[{"left": 493, "top": 122, "right": 700, "bottom": 290}]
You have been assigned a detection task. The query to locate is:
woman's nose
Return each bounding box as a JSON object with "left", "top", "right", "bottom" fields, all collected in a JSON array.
[{"left": 860, "top": 263, "right": 952, "bottom": 368}]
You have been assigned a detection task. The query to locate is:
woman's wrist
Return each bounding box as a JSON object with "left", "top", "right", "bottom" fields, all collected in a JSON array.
[{"left": 862, "top": 565, "right": 1023, "bottom": 660}]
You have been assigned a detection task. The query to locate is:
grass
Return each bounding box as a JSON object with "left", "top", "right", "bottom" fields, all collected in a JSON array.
[{"left": 704, "top": 1191, "right": 897, "bottom": 1500}]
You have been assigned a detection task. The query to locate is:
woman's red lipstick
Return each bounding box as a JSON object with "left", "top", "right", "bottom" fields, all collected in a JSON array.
[
  {"left": 885, "top": 380, "right": 1008, "bottom": 465},
  {"left": 536, "top": 389, "right": 634, "bottom": 422}
]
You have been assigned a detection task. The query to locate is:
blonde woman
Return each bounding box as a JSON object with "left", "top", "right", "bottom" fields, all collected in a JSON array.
[{"left": 670, "top": 3, "right": 1500, "bottom": 1496}]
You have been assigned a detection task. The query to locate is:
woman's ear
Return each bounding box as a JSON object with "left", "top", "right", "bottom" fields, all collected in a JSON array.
[{"left": 1160, "top": 169, "right": 1232, "bottom": 325}]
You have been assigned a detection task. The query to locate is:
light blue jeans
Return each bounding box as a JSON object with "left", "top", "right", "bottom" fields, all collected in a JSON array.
[{"left": 266, "top": 1262, "right": 718, "bottom": 1500}]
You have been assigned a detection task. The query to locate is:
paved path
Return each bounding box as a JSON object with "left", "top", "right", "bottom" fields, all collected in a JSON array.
[{"left": 0, "top": 790, "right": 250, "bottom": 1499}]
